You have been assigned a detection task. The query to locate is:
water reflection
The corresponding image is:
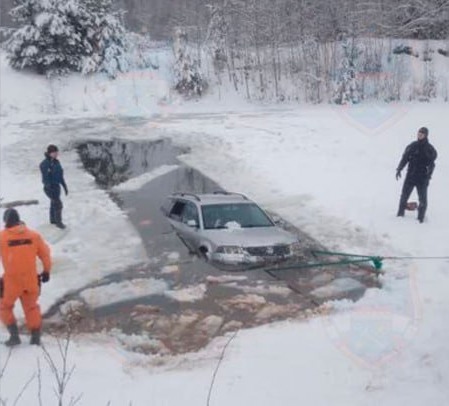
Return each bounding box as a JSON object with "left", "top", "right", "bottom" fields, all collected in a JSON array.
[
  {"left": 77, "top": 139, "right": 188, "bottom": 188},
  {"left": 76, "top": 138, "right": 220, "bottom": 260}
]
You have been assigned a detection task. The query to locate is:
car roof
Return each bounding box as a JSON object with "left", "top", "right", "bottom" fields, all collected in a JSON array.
[{"left": 171, "top": 193, "right": 253, "bottom": 205}]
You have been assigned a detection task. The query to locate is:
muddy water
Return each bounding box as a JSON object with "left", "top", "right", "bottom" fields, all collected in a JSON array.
[{"left": 47, "top": 136, "right": 380, "bottom": 355}]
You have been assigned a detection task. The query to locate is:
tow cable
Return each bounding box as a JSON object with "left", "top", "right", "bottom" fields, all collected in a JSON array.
[
  {"left": 259, "top": 250, "right": 449, "bottom": 274},
  {"left": 244, "top": 250, "right": 385, "bottom": 274}
]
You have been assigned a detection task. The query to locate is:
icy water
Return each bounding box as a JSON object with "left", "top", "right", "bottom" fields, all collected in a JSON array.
[
  {"left": 77, "top": 138, "right": 188, "bottom": 188},
  {"left": 48, "top": 132, "right": 380, "bottom": 355}
]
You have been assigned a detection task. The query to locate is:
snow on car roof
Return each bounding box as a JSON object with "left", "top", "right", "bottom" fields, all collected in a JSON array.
[
  {"left": 199, "top": 194, "right": 252, "bottom": 205},
  {"left": 171, "top": 193, "right": 252, "bottom": 205}
]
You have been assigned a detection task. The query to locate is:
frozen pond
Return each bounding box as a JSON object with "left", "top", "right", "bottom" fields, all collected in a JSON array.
[{"left": 47, "top": 133, "right": 380, "bottom": 355}]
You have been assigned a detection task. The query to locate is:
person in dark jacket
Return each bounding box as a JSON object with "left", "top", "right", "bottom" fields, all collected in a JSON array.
[
  {"left": 396, "top": 127, "right": 437, "bottom": 223},
  {"left": 39, "top": 145, "right": 68, "bottom": 229}
]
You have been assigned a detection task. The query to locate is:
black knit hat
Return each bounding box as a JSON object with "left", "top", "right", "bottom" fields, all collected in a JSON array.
[
  {"left": 3, "top": 208, "right": 20, "bottom": 228},
  {"left": 47, "top": 144, "right": 59, "bottom": 154},
  {"left": 418, "top": 127, "right": 429, "bottom": 137}
]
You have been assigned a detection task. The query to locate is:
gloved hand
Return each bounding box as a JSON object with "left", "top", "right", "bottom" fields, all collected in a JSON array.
[
  {"left": 396, "top": 169, "right": 402, "bottom": 180},
  {"left": 63, "top": 185, "right": 69, "bottom": 196},
  {"left": 41, "top": 272, "right": 50, "bottom": 283}
]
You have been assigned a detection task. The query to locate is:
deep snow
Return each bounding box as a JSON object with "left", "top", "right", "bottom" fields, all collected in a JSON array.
[{"left": 1, "top": 50, "right": 449, "bottom": 405}]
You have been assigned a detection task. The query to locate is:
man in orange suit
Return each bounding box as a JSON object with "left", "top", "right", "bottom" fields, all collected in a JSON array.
[{"left": 0, "top": 208, "right": 51, "bottom": 346}]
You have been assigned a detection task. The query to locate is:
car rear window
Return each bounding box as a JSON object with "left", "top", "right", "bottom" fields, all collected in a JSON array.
[{"left": 201, "top": 203, "right": 274, "bottom": 230}]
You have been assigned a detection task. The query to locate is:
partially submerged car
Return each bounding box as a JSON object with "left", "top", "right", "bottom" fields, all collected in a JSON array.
[{"left": 161, "top": 192, "right": 301, "bottom": 266}]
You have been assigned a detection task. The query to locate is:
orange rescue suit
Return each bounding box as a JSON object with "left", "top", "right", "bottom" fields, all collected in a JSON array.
[{"left": 0, "top": 224, "right": 51, "bottom": 330}]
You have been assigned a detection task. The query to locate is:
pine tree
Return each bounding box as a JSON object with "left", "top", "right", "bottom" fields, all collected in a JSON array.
[
  {"left": 7, "top": 0, "right": 91, "bottom": 75},
  {"left": 205, "top": 2, "right": 229, "bottom": 72},
  {"left": 80, "top": 0, "right": 129, "bottom": 78},
  {"left": 333, "top": 38, "right": 362, "bottom": 105},
  {"left": 6, "top": 0, "right": 129, "bottom": 78},
  {"left": 173, "top": 27, "right": 206, "bottom": 97}
]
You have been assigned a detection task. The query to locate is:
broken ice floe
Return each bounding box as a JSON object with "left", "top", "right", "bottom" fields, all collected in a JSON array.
[
  {"left": 310, "top": 278, "right": 365, "bottom": 300},
  {"left": 80, "top": 278, "right": 168, "bottom": 308},
  {"left": 164, "top": 284, "right": 207, "bottom": 303}
]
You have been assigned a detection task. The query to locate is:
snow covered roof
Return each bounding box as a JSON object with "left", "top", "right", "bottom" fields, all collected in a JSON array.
[{"left": 172, "top": 192, "right": 250, "bottom": 205}]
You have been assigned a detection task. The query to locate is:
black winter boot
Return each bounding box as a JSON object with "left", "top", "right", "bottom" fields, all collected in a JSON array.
[
  {"left": 54, "top": 205, "right": 65, "bottom": 229},
  {"left": 4, "top": 324, "right": 21, "bottom": 347},
  {"left": 418, "top": 207, "right": 426, "bottom": 223},
  {"left": 30, "top": 329, "right": 41, "bottom": 346}
]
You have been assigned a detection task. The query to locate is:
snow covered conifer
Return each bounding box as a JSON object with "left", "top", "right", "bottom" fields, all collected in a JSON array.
[
  {"left": 6, "top": 0, "right": 90, "bottom": 75},
  {"left": 6, "top": 0, "right": 129, "bottom": 78},
  {"left": 205, "top": 3, "right": 229, "bottom": 72},
  {"left": 80, "top": 0, "right": 129, "bottom": 78},
  {"left": 173, "top": 27, "right": 206, "bottom": 97},
  {"left": 333, "top": 38, "right": 362, "bottom": 105}
]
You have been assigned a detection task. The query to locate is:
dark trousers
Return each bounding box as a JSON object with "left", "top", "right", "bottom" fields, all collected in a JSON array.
[
  {"left": 44, "top": 185, "right": 63, "bottom": 225},
  {"left": 398, "top": 177, "right": 428, "bottom": 221}
]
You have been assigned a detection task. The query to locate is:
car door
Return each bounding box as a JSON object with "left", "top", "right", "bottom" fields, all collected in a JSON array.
[
  {"left": 178, "top": 202, "right": 201, "bottom": 251},
  {"left": 167, "top": 199, "right": 187, "bottom": 233}
]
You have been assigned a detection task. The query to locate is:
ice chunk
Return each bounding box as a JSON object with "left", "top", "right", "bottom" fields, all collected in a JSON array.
[
  {"left": 220, "top": 294, "right": 267, "bottom": 311},
  {"left": 80, "top": 278, "right": 168, "bottom": 308},
  {"left": 206, "top": 275, "right": 248, "bottom": 284},
  {"left": 164, "top": 284, "right": 207, "bottom": 303},
  {"left": 196, "top": 315, "right": 224, "bottom": 337},
  {"left": 311, "top": 278, "right": 365, "bottom": 300}
]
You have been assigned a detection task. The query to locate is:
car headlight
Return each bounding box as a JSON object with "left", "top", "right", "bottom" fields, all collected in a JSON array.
[
  {"left": 215, "top": 246, "right": 246, "bottom": 255},
  {"left": 290, "top": 241, "right": 302, "bottom": 255}
]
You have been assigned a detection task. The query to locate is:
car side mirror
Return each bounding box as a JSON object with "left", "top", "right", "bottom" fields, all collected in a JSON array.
[
  {"left": 271, "top": 215, "right": 282, "bottom": 225},
  {"left": 187, "top": 219, "right": 198, "bottom": 228}
]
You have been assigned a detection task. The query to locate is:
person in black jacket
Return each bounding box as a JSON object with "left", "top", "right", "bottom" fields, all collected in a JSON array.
[
  {"left": 39, "top": 145, "right": 69, "bottom": 229},
  {"left": 396, "top": 127, "right": 437, "bottom": 223}
]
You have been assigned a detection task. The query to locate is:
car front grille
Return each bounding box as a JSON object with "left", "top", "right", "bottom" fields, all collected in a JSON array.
[{"left": 245, "top": 245, "right": 290, "bottom": 257}]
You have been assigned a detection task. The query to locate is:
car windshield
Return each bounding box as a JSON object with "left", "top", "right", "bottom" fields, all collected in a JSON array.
[{"left": 201, "top": 203, "right": 274, "bottom": 230}]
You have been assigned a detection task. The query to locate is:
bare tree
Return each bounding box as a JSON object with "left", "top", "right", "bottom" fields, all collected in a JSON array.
[{"left": 42, "top": 330, "right": 83, "bottom": 406}]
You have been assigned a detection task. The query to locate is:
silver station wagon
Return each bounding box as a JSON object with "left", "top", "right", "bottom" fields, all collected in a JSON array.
[{"left": 161, "top": 192, "right": 301, "bottom": 265}]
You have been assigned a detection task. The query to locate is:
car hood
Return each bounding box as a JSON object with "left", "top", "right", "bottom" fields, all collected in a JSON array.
[{"left": 203, "top": 226, "right": 298, "bottom": 247}]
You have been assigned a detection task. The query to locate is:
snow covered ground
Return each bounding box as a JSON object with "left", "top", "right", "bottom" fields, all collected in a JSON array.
[{"left": 1, "top": 51, "right": 449, "bottom": 405}]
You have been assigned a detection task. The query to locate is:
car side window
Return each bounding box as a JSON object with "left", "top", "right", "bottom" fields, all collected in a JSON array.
[
  {"left": 169, "top": 200, "right": 186, "bottom": 221},
  {"left": 181, "top": 202, "right": 199, "bottom": 226}
]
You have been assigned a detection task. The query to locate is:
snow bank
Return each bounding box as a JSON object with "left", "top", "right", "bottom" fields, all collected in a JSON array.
[{"left": 0, "top": 49, "right": 176, "bottom": 118}]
